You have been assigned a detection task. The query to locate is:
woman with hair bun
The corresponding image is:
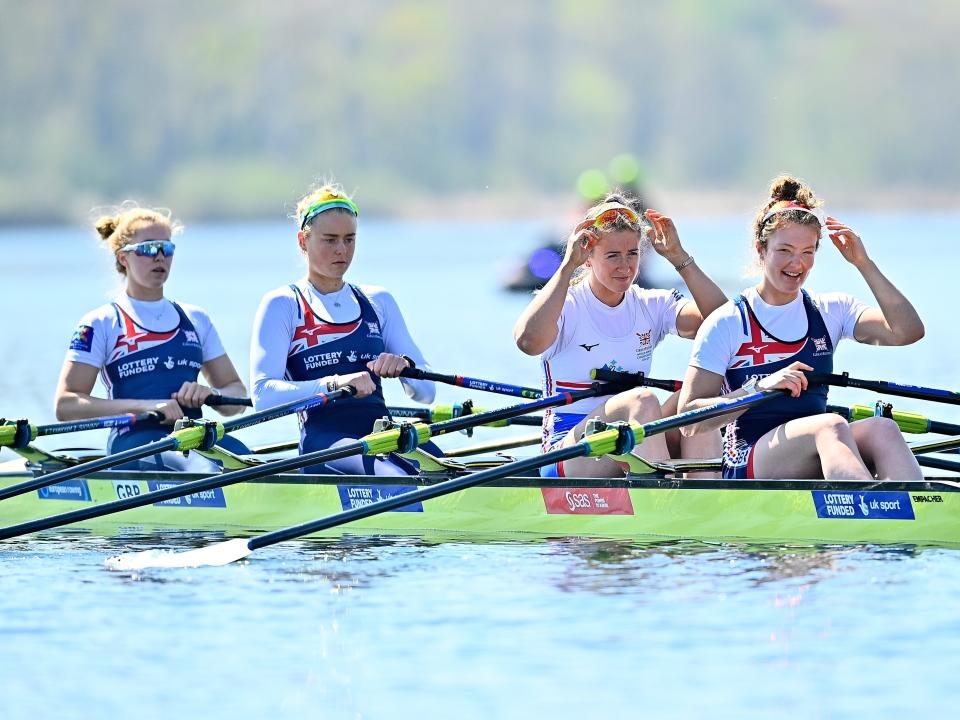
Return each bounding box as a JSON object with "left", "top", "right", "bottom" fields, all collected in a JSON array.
[
  {"left": 514, "top": 193, "right": 727, "bottom": 478},
  {"left": 249, "top": 182, "right": 437, "bottom": 475},
  {"left": 677, "top": 175, "right": 925, "bottom": 480},
  {"left": 54, "top": 205, "right": 247, "bottom": 470}
]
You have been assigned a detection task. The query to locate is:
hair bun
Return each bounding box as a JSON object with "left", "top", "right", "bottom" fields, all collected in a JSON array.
[
  {"left": 94, "top": 215, "right": 119, "bottom": 242},
  {"left": 769, "top": 175, "right": 803, "bottom": 202}
]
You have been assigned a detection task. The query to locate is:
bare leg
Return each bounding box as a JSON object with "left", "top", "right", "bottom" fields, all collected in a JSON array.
[
  {"left": 555, "top": 388, "right": 669, "bottom": 478},
  {"left": 661, "top": 390, "right": 720, "bottom": 478},
  {"left": 750, "top": 413, "right": 872, "bottom": 480},
  {"left": 850, "top": 417, "right": 922, "bottom": 480}
]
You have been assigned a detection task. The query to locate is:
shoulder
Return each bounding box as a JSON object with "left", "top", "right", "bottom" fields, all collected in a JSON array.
[
  {"left": 174, "top": 302, "right": 213, "bottom": 325},
  {"left": 629, "top": 286, "right": 686, "bottom": 307},
  {"left": 356, "top": 283, "right": 395, "bottom": 303},
  {"left": 76, "top": 302, "right": 119, "bottom": 327},
  {"left": 258, "top": 284, "right": 299, "bottom": 309},
  {"left": 699, "top": 298, "right": 747, "bottom": 336}
]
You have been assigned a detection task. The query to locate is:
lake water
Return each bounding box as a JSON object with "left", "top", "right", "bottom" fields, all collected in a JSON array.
[{"left": 2, "top": 213, "right": 959, "bottom": 718}]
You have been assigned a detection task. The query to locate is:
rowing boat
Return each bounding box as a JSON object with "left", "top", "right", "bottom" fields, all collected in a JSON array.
[{"left": 2, "top": 459, "right": 958, "bottom": 545}]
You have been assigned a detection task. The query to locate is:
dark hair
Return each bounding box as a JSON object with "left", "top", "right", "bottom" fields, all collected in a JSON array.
[{"left": 753, "top": 175, "right": 823, "bottom": 250}]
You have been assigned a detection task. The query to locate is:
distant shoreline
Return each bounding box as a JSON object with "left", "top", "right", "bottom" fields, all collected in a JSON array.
[{"left": 0, "top": 188, "right": 956, "bottom": 227}]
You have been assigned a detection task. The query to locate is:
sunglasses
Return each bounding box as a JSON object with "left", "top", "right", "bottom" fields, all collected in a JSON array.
[
  {"left": 575, "top": 203, "right": 641, "bottom": 234},
  {"left": 120, "top": 240, "right": 176, "bottom": 258}
]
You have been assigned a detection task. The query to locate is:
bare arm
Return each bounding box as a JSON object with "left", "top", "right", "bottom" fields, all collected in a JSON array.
[
  {"left": 827, "top": 217, "right": 924, "bottom": 346},
  {"left": 644, "top": 210, "right": 726, "bottom": 339},
  {"left": 677, "top": 361, "right": 812, "bottom": 436},
  {"left": 198, "top": 354, "right": 247, "bottom": 417},
  {"left": 513, "top": 225, "right": 595, "bottom": 355},
  {"left": 55, "top": 361, "right": 184, "bottom": 424}
]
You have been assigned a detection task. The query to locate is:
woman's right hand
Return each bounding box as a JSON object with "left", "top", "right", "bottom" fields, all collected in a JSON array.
[
  {"left": 561, "top": 219, "right": 599, "bottom": 271},
  {"left": 150, "top": 399, "right": 185, "bottom": 425},
  {"left": 336, "top": 371, "right": 377, "bottom": 398},
  {"left": 757, "top": 361, "right": 813, "bottom": 398}
]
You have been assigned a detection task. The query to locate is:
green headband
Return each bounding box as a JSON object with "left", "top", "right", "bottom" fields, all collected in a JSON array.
[{"left": 299, "top": 197, "right": 359, "bottom": 229}]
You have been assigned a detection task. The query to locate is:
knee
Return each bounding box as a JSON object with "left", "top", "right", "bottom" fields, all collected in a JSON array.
[
  {"left": 620, "top": 388, "right": 662, "bottom": 421},
  {"left": 857, "top": 416, "right": 903, "bottom": 447},
  {"left": 814, "top": 413, "right": 855, "bottom": 445}
]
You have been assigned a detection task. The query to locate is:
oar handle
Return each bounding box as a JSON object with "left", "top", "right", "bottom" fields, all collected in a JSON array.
[
  {"left": 399, "top": 368, "right": 542, "bottom": 399},
  {"left": 204, "top": 395, "right": 253, "bottom": 407},
  {"left": 810, "top": 372, "right": 960, "bottom": 406},
  {"left": 589, "top": 368, "right": 682, "bottom": 393}
]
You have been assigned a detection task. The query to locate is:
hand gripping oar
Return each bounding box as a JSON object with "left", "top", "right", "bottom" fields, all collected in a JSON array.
[
  {"left": 0, "top": 389, "right": 354, "bottom": 502},
  {"left": 105, "top": 386, "right": 788, "bottom": 569},
  {"left": 811, "top": 372, "right": 960, "bottom": 407},
  {"left": 399, "top": 368, "right": 542, "bottom": 399},
  {"left": 0, "top": 395, "right": 253, "bottom": 450},
  {"left": 0, "top": 384, "right": 615, "bottom": 541}
]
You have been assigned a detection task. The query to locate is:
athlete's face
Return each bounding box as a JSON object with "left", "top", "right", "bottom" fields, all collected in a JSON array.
[
  {"left": 758, "top": 222, "right": 819, "bottom": 303},
  {"left": 585, "top": 229, "right": 642, "bottom": 302},
  {"left": 299, "top": 211, "right": 357, "bottom": 291},
  {"left": 118, "top": 222, "right": 173, "bottom": 300}
]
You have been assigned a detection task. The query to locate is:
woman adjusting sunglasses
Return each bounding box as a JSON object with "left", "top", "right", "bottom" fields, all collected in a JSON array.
[
  {"left": 54, "top": 205, "right": 248, "bottom": 471},
  {"left": 514, "top": 193, "right": 727, "bottom": 478}
]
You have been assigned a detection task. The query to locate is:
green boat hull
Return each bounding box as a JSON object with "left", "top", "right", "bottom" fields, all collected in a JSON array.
[{"left": 1, "top": 468, "right": 958, "bottom": 545}]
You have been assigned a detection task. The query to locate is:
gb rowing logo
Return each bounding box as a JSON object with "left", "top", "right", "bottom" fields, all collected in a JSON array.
[{"left": 812, "top": 336, "right": 830, "bottom": 355}]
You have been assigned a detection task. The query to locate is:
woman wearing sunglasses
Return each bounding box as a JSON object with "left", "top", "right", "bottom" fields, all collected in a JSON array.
[
  {"left": 54, "top": 206, "right": 247, "bottom": 470},
  {"left": 677, "top": 175, "right": 924, "bottom": 480},
  {"left": 514, "top": 193, "right": 727, "bottom": 477},
  {"left": 250, "top": 182, "right": 437, "bottom": 475}
]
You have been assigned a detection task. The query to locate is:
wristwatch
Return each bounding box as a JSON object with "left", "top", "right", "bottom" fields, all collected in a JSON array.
[{"left": 741, "top": 376, "right": 760, "bottom": 394}]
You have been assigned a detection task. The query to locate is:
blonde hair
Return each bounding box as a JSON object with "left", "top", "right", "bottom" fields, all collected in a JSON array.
[
  {"left": 93, "top": 203, "right": 181, "bottom": 274},
  {"left": 294, "top": 180, "right": 357, "bottom": 233},
  {"left": 570, "top": 191, "right": 649, "bottom": 286}
]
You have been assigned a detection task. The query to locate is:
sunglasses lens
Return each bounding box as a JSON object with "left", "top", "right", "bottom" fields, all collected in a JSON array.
[{"left": 134, "top": 241, "right": 174, "bottom": 257}]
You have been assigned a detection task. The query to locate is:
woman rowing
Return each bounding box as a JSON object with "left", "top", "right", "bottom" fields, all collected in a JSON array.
[
  {"left": 677, "top": 175, "right": 924, "bottom": 480},
  {"left": 514, "top": 193, "right": 727, "bottom": 477},
  {"left": 55, "top": 205, "right": 248, "bottom": 470},
  {"left": 250, "top": 182, "right": 437, "bottom": 475}
]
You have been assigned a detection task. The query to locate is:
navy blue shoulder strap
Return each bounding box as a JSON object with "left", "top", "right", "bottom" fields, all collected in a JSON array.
[{"left": 733, "top": 294, "right": 750, "bottom": 335}]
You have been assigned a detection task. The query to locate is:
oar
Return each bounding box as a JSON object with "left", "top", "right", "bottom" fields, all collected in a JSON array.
[
  {"left": 400, "top": 367, "right": 542, "bottom": 398},
  {"left": 0, "top": 395, "right": 252, "bottom": 449},
  {"left": 827, "top": 404, "right": 960, "bottom": 435},
  {"left": 811, "top": 372, "right": 960, "bottom": 407},
  {"left": 0, "top": 384, "right": 616, "bottom": 541},
  {"left": 0, "top": 389, "right": 354, "bottom": 502},
  {"left": 105, "top": 387, "right": 788, "bottom": 569},
  {"left": 388, "top": 404, "right": 542, "bottom": 427},
  {"left": 443, "top": 433, "right": 543, "bottom": 458},
  {"left": 589, "top": 368, "right": 683, "bottom": 393}
]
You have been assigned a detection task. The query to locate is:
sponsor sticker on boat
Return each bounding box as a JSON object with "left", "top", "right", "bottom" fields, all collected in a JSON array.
[
  {"left": 811, "top": 491, "right": 915, "bottom": 520},
  {"left": 337, "top": 485, "right": 423, "bottom": 512},
  {"left": 37, "top": 479, "right": 91, "bottom": 502},
  {"left": 146, "top": 481, "right": 227, "bottom": 508},
  {"left": 541, "top": 487, "right": 634, "bottom": 515}
]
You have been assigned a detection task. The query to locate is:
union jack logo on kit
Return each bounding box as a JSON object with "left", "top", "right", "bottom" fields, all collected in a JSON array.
[{"left": 812, "top": 336, "right": 829, "bottom": 353}]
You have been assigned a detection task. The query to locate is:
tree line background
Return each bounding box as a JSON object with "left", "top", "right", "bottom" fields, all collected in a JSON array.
[{"left": 1, "top": 0, "right": 957, "bottom": 223}]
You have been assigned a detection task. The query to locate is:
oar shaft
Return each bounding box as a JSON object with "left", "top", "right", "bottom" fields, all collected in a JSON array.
[
  {"left": 247, "top": 444, "right": 589, "bottom": 549},
  {"left": 222, "top": 387, "right": 354, "bottom": 433},
  {"left": 812, "top": 373, "right": 960, "bottom": 406},
  {"left": 400, "top": 368, "right": 542, "bottom": 399},
  {"left": 34, "top": 411, "right": 162, "bottom": 437},
  {"left": 388, "top": 405, "right": 543, "bottom": 427},
  {"left": 589, "top": 368, "right": 683, "bottom": 393},
  {"left": 0, "top": 436, "right": 179, "bottom": 502}
]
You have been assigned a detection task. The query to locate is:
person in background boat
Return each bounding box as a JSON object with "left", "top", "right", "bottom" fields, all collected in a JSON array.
[
  {"left": 513, "top": 193, "right": 728, "bottom": 477},
  {"left": 677, "top": 175, "right": 925, "bottom": 480},
  {"left": 55, "top": 205, "right": 248, "bottom": 471},
  {"left": 250, "top": 182, "right": 437, "bottom": 475}
]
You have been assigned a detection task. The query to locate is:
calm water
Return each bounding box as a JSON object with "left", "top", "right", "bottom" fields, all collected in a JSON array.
[{"left": 2, "top": 214, "right": 960, "bottom": 718}]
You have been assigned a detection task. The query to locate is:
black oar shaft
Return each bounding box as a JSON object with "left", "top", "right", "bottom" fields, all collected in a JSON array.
[
  {"left": 400, "top": 368, "right": 541, "bottom": 399},
  {"left": 812, "top": 373, "right": 960, "bottom": 406},
  {"left": 248, "top": 444, "right": 589, "bottom": 549},
  {"left": 0, "top": 436, "right": 179, "bottom": 502}
]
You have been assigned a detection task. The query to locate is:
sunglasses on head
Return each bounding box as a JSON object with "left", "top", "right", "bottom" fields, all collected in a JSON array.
[{"left": 120, "top": 240, "right": 176, "bottom": 258}]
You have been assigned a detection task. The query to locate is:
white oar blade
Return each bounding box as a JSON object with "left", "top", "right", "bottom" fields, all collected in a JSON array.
[{"left": 105, "top": 537, "right": 252, "bottom": 570}]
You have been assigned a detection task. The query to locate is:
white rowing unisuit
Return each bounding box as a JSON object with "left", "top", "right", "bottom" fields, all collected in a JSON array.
[
  {"left": 65, "top": 295, "right": 226, "bottom": 396},
  {"left": 540, "top": 281, "right": 689, "bottom": 448},
  {"left": 250, "top": 279, "right": 435, "bottom": 408},
  {"left": 689, "top": 287, "right": 867, "bottom": 387}
]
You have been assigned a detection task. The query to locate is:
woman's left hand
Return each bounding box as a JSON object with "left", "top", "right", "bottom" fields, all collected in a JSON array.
[
  {"left": 826, "top": 216, "right": 870, "bottom": 268},
  {"left": 644, "top": 209, "right": 688, "bottom": 267},
  {"left": 367, "top": 353, "right": 411, "bottom": 378},
  {"left": 172, "top": 381, "right": 214, "bottom": 409}
]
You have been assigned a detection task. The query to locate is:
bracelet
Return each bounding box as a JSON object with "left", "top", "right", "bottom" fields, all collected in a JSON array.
[{"left": 674, "top": 256, "right": 695, "bottom": 273}]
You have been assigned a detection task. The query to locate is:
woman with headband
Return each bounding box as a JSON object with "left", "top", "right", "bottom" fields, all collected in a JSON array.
[
  {"left": 55, "top": 205, "right": 248, "bottom": 470},
  {"left": 514, "top": 193, "right": 727, "bottom": 478},
  {"left": 677, "top": 175, "right": 924, "bottom": 480},
  {"left": 250, "top": 183, "right": 437, "bottom": 475}
]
